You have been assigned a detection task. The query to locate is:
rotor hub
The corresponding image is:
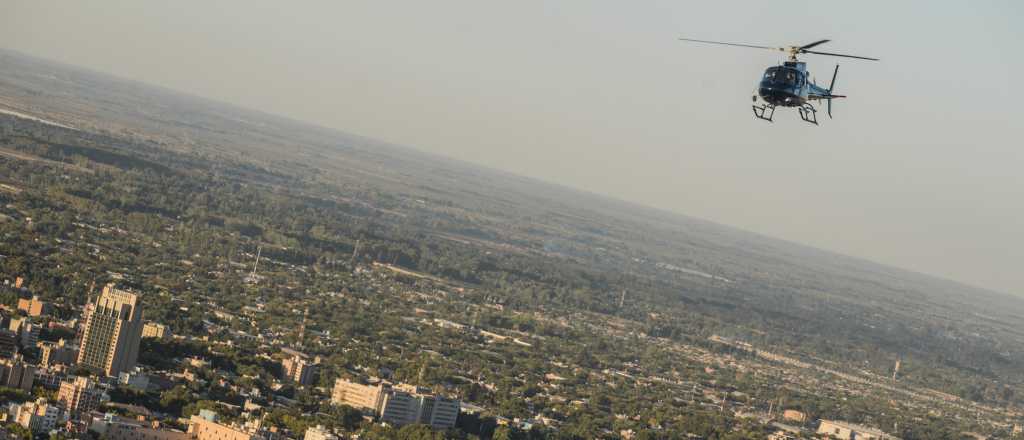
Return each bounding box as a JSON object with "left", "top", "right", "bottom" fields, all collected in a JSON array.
[{"left": 784, "top": 46, "right": 803, "bottom": 61}]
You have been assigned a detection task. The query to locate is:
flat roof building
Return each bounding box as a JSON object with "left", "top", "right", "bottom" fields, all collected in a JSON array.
[
  {"left": 58, "top": 376, "right": 102, "bottom": 415},
  {"left": 77, "top": 284, "right": 144, "bottom": 377},
  {"left": 817, "top": 420, "right": 901, "bottom": 440},
  {"left": 39, "top": 339, "right": 78, "bottom": 367},
  {"left": 17, "top": 295, "right": 53, "bottom": 317},
  {"left": 0, "top": 328, "right": 16, "bottom": 358},
  {"left": 187, "top": 414, "right": 277, "bottom": 440},
  {"left": 142, "top": 322, "right": 169, "bottom": 339},
  {"left": 282, "top": 353, "right": 319, "bottom": 386},
  {"left": 8, "top": 317, "right": 41, "bottom": 348},
  {"left": 303, "top": 425, "right": 338, "bottom": 440},
  {"left": 331, "top": 378, "right": 459, "bottom": 430},
  {"left": 12, "top": 398, "right": 64, "bottom": 434},
  {"left": 90, "top": 414, "right": 189, "bottom": 440},
  {"left": 332, "top": 379, "right": 387, "bottom": 412},
  {"left": 0, "top": 354, "right": 35, "bottom": 391}
]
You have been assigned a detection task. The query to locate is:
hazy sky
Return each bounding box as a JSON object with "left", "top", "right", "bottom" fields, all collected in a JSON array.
[{"left": 2, "top": 1, "right": 1023, "bottom": 295}]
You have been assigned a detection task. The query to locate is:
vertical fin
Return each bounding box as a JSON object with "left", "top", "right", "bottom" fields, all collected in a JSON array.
[{"left": 827, "top": 64, "right": 839, "bottom": 118}]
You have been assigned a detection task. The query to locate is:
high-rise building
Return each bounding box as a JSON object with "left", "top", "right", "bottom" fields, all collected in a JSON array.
[
  {"left": 0, "top": 354, "right": 35, "bottom": 391},
  {"left": 77, "top": 284, "right": 144, "bottom": 377},
  {"left": 331, "top": 379, "right": 460, "bottom": 429},
  {"left": 58, "top": 376, "right": 102, "bottom": 414}
]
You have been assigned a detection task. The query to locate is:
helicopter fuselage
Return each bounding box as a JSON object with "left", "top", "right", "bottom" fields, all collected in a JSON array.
[{"left": 756, "top": 61, "right": 832, "bottom": 107}]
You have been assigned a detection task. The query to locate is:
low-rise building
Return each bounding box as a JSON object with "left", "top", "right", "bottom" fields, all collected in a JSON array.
[
  {"left": 817, "top": 420, "right": 901, "bottom": 440},
  {"left": 142, "top": 322, "right": 170, "bottom": 339},
  {"left": 782, "top": 409, "right": 806, "bottom": 423},
  {"left": 38, "top": 339, "right": 78, "bottom": 367},
  {"left": 303, "top": 425, "right": 338, "bottom": 440},
  {"left": 89, "top": 413, "right": 189, "bottom": 440},
  {"left": 34, "top": 365, "right": 67, "bottom": 389},
  {"left": 8, "top": 318, "right": 40, "bottom": 348},
  {"left": 17, "top": 295, "right": 53, "bottom": 317},
  {"left": 118, "top": 367, "right": 151, "bottom": 391},
  {"left": 12, "top": 399, "right": 64, "bottom": 433},
  {"left": 187, "top": 413, "right": 277, "bottom": 440}
]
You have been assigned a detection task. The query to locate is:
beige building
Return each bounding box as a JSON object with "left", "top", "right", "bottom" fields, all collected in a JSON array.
[
  {"left": 282, "top": 353, "right": 319, "bottom": 386},
  {"left": 77, "top": 284, "right": 144, "bottom": 376},
  {"left": 302, "top": 425, "right": 338, "bottom": 440},
  {"left": 8, "top": 317, "right": 41, "bottom": 348},
  {"left": 12, "top": 398, "right": 63, "bottom": 433},
  {"left": 331, "top": 379, "right": 460, "bottom": 429},
  {"left": 331, "top": 379, "right": 387, "bottom": 411},
  {"left": 38, "top": 339, "right": 78, "bottom": 367},
  {"left": 817, "top": 420, "right": 901, "bottom": 440},
  {"left": 187, "top": 414, "right": 277, "bottom": 440},
  {"left": 58, "top": 376, "right": 102, "bottom": 414},
  {"left": 142, "top": 322, "right": 169, "bottom": 339},
  {"left": 0, "top": 354, "right": 35, "bottom": 391},
  {"left": 90, "top": 414, "right": 189, "bottom": 440},
  {"left": 17, "top": 295, "right": 53, "bottom": 317},
  {"left": 782, "top": 409, "right": 807, "bottom": 423}
]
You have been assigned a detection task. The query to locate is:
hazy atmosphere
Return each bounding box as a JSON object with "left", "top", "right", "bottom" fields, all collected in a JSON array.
[{"left": 3, "top": 1, "right": 1022, "bottom": 295}]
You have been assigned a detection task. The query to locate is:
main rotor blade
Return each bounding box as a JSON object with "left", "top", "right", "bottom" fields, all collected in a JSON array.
[
  {"left": 799, "top": 39, "right": 831, "bottom": 50},
  {"left": 678, "top": 37, "right": 779, "bottom": 51},
  {"left": 803, "top": 50, "right": 879, "bottom": 61}
]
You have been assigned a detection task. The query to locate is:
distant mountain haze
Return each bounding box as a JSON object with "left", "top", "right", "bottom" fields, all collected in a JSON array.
[{"left": 1, "top": 1, "right": 1022, "bottom": 295}]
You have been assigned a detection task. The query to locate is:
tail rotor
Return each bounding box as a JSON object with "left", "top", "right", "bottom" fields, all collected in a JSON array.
[{"left": 827, "top": 64, "right": 839, "bottom": 118}]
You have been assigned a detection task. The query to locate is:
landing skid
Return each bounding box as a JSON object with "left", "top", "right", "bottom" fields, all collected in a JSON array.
[
  {"left": 798, "top": 103, "right": 819, "bottom": 125},
  {"left": 752, "top": 103, "right": 775, "bottom": 122}
]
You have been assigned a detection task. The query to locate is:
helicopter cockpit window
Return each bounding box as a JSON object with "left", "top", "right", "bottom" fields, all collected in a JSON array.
[
  {"left": 784, "top": 71, "right": 797, "bottom": 85},
  {"left": 763, "top": 69, "right": 777, "bottom": 80}
]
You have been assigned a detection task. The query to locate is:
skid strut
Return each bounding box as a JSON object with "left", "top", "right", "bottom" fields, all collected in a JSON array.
[
  {"left": 752, "top": 103, "right": 776, "bottom": 122},
  {"left": 798, "top": 103, "right": 819, "bottom": 125}
]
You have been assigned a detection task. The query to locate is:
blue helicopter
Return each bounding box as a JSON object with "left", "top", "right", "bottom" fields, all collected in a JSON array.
[{"left": 678, "top": 38, "right": 878, "bottom": 125}]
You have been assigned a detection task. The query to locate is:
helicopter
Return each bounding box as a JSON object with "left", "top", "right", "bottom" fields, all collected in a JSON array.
[{"left": 678, "top": 38, "right": 878, "bottom": 124}]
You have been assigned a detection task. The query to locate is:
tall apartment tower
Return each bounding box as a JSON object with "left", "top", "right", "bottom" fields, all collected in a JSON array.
[{"left": 76, "top": 285, "right": 144, "bottom": 377}]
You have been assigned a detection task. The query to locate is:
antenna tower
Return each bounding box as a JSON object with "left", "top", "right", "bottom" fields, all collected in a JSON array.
[
  {"left": 250, "top": 246, "right": 262, "bottom": 280},
  {"left": 298, "top": 306, "right": 309, "bottom": 347}
]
